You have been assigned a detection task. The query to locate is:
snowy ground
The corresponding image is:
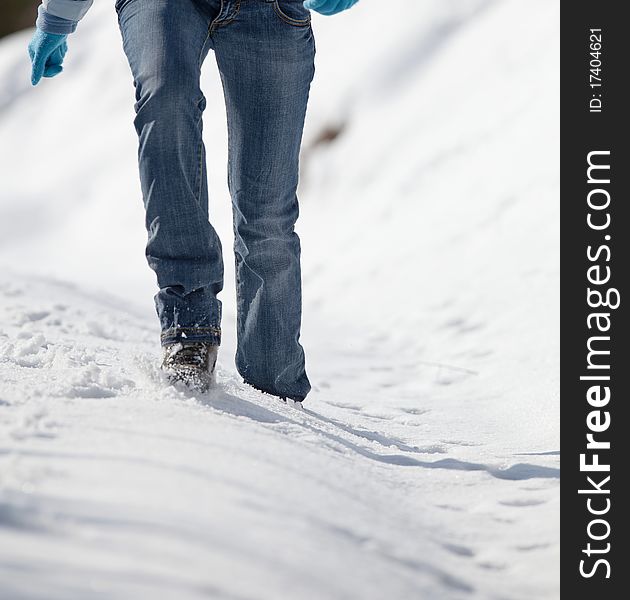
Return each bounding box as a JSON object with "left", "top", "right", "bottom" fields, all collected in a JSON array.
[{"left": 0, "top": 1, "right": 559, "bottom": 598}]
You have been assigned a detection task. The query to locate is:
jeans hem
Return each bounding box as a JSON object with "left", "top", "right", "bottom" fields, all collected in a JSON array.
[
  {"left": 161, "top": 326, "right": 221, "bottom": 347},
  {"left": 243, "top": 379, "right": 305, "bottom": 403}
]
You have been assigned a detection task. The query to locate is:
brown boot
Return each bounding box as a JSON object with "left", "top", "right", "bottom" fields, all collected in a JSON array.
[{"left": 161, "top": 342, "right": 218, "bottom": 393}]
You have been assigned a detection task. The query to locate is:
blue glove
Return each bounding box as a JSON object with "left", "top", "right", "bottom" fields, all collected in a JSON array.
[
  {"left": 27, "top": 29, "right": 68, "bottom": 86},
  {"left": 304, "top": 0, "right": 359, "bottom": 16}
]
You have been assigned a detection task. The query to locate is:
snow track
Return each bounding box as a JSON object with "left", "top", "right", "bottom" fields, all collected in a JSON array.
[
  {"left": 1, "top": 0, "right": 558, "bottom": 597},
  {"left": 0, "top": 271, "right": 558, "bottom": 599}
]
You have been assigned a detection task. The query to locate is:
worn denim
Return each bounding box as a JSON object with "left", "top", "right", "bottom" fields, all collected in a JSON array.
[{"left": 116, "top": 0, "right": 314, "bottom": 401}]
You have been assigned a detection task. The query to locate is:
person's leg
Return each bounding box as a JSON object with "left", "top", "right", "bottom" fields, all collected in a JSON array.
[
  {"left": 116, "top": 0, "right": 223, "bottom": 347},
  {"left": 212, "top": 0, "right": 315, "bottom": 401}
]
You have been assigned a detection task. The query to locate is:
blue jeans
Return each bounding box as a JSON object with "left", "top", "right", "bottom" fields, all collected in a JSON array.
[{"left": 116, "top": 0, "right": 314, "bottom": 401}]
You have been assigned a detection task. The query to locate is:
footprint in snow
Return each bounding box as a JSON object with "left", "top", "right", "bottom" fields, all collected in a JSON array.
[
  {"left": 0, "top": 283, "right": 24, "bottom": 297},
  {"left": 50, "top": 363, "right": 135, "bottom": 399},
  {"left": 10, "top": 406, "right": 59, "bottom": 441},
  {"left": 442, "top": 542, "right": 476, "bottom": 558},
  {"left": 499, "top": 498, "right": 548, "bottom": 508}
]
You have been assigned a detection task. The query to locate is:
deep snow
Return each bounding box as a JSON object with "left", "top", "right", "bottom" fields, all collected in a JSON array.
[{"left": 0, "top": 1, "right": 559, "bottom": 598}]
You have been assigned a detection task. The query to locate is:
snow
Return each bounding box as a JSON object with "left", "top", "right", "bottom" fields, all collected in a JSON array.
[{"left": 0, "top": 0, "right": 559, "bottom": 598}]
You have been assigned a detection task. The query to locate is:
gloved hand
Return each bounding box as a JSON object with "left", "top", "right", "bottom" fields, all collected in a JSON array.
[
  {"left": 27, "top": 29, "right": 68, "bottom": 86},
  {"left": 303, "top": 0, "right": 359, "bottom": 16}
]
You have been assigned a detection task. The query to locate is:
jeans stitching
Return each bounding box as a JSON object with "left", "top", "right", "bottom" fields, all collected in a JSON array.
[
  {"left": 210, "top": 0, "right": 242, "bottom": 33},
  {"left": 195, "top": 112, "right": 204, "bottom": 207},
  {"left": 194, "top": 28, "right": 212, "bottom": 207},
  {"left": 220, "top": 68, "right": 242, "bottom": 332},
  {"left": 219, "top": 0, "right": 242, "bottom": 28},
  {"left": 273, "top": 1, "right": 311, "bottom": 27},
  {"left": 208, "top": 0, "right": 224, "bottom": 34},
  {"left": 197, "top": 29, "right": 212, "bottom": 80}
]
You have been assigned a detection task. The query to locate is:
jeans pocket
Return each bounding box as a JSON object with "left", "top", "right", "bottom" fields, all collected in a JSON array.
[{"left": 273, "top": 0, "right": 311, "bottom": 27}]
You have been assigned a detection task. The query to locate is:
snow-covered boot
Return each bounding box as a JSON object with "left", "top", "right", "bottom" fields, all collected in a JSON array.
[{"left": 161, "top": 341, "right": 218, "bottom": 393}]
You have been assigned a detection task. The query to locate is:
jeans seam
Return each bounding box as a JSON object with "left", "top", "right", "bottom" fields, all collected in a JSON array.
[
  {"left": 273, "top": 1, "right": 311, "bottom": 27},
  {"left": 197, "top": 29, "right": 212, "bottom": 79},
  {"left": 195, "top": 100, "right": 205, "bottom": 205},
  {"left": 208, "top": 0, "right": 224, "bottom": 34},
  {"left": 195, "top": 31, "right": 211, "bottom": 205},
  {"left": 210, "top": 0, "right": 242, "bottom": 34},
  {"left": 221, "top": 69, "right": 242, "bottom": 324}
]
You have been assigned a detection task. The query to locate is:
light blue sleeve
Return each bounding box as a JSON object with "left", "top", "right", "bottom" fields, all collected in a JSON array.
[
  {"left": 35, "top": 0, "right": 94, "bottom": 35},
  {"left": 36, "top": 5, "right": 78, "bottom": 34},
  {"left": 41, "top": 0, "right": 94, "bottom": 23}
]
